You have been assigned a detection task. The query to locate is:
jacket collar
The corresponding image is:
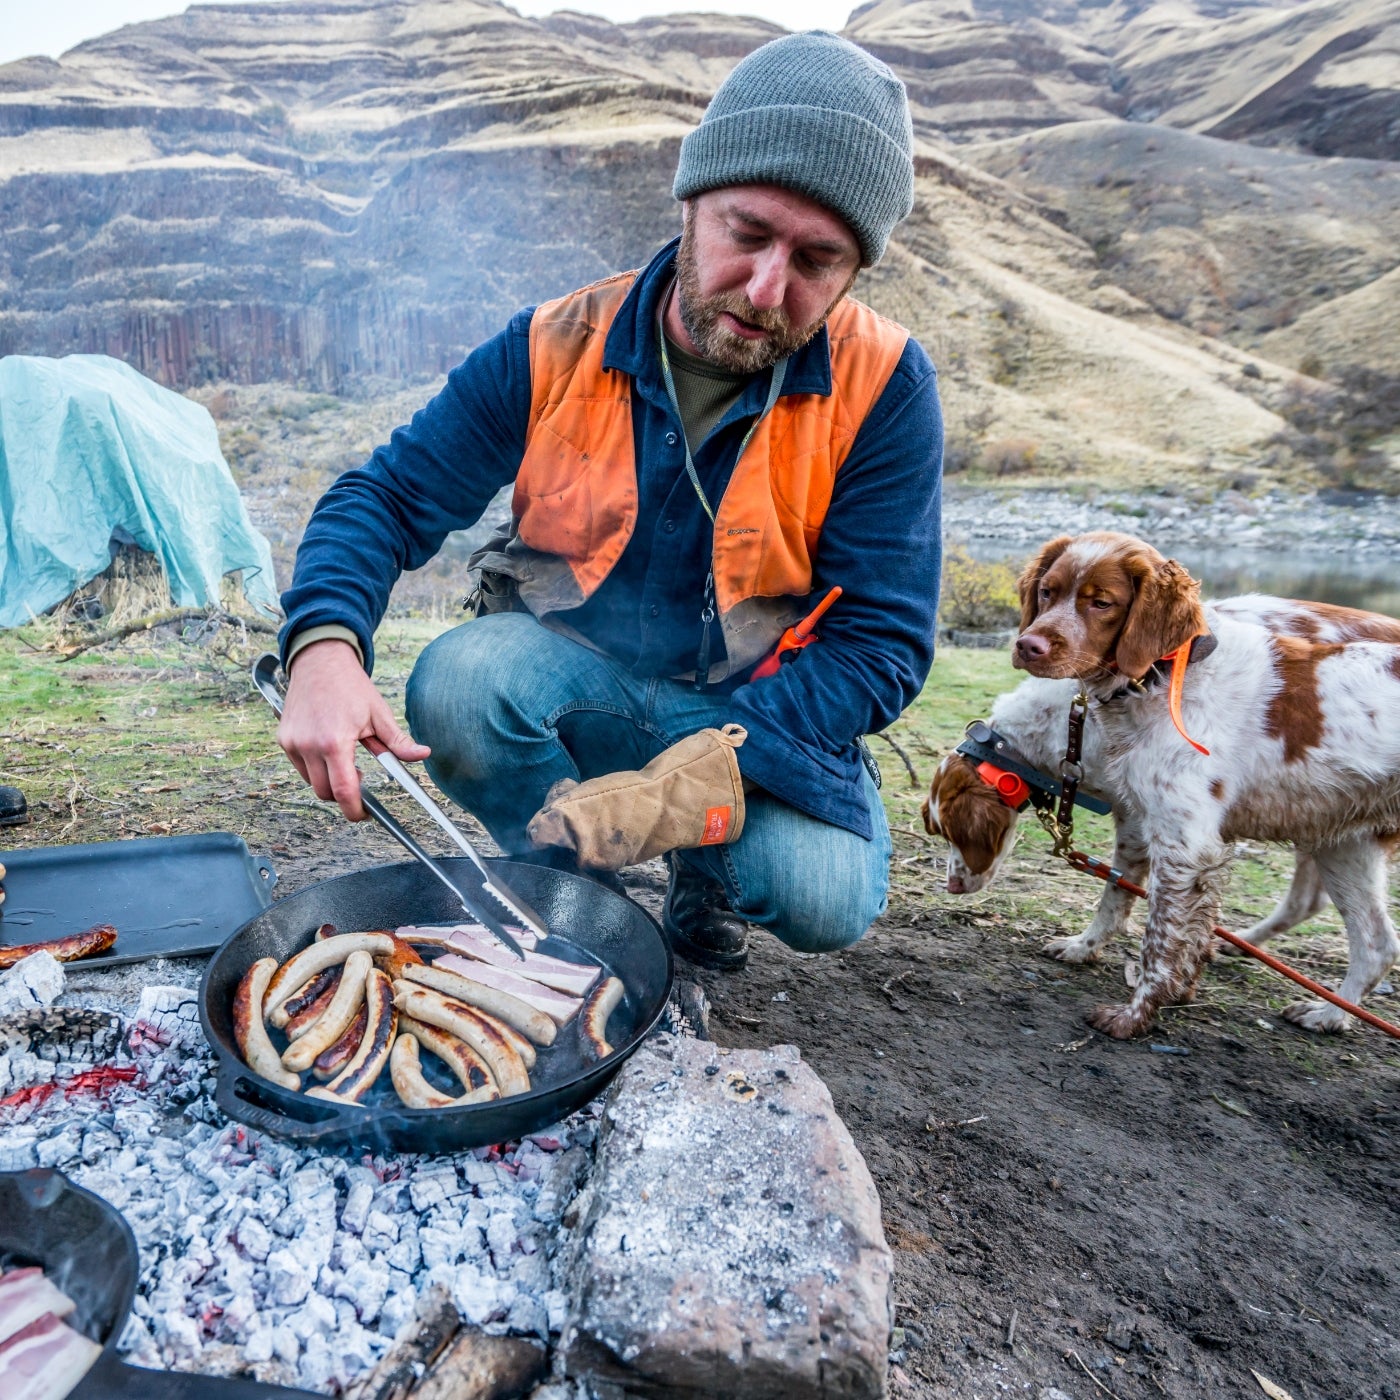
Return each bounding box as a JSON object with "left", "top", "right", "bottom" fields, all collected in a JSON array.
[{"left": 602, "top": 236, "right": 835, "bottom": 399}]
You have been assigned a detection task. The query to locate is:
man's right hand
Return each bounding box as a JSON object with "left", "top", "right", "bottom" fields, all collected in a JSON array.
[{"left": 277, "top": 638, "right": 431, "bottom": 821}]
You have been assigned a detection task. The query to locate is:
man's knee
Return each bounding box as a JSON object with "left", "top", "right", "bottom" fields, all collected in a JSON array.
[
  {"left": 715, "top": 824, "right": 887, "bottom": 955},
  {"left": 405, "top": 615, "right": 546, "bottom": 758},
  {"left": 762, "top": 858, "right": 888, "bottom": 954}
]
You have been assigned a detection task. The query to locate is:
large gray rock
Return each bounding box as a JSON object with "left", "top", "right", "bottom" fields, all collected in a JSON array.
[{"left": 561, "top": 1036, "right": 891, "bottom": 1400}]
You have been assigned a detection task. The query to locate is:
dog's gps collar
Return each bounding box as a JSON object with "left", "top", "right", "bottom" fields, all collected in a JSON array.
[{"left": 956, "top": 721, "right": 1113, "bottom": 816}]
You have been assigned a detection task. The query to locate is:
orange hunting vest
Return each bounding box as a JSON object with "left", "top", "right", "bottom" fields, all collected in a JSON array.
[{"left": 469, "top": 269, "right": 908, "bottom": 678}]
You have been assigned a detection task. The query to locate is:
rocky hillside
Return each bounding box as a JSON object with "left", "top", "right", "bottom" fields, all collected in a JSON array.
[{"left": 0, "top": 0, "right": 1396, "bottom": 491}]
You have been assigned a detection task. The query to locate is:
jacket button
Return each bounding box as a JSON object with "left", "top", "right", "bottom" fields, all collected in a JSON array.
[
  {"left": 650, "top": 605, "right": 660, "bottom": 618},
  {"left": 665, "top": 431, "right": 679, "bottom": 446},
  {"left": 663, "top": 519, "right": 676, "bottom": 533}
]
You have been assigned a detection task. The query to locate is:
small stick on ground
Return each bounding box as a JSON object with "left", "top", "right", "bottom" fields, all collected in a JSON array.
[
  {"left": 881, "top": 970, "right": 913, "bottom": 1010},
  {"left": 869, "top": 730, "right": 921, "bottom": 787},
  {"left": 1005, "top": 1308, "right": 1018, "bottom": 1348},
  {"left": 1065, "top": 1348, "right": 1123, "bottom": 1400}
]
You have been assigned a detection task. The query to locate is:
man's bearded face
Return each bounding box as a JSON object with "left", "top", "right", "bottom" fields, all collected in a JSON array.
[{"left": 673, "top": 200, "right": 859, "bottom": 374}]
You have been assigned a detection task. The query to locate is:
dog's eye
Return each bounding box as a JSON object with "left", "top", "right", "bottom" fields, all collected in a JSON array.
[
  {"left": 1089, "top": 598, "right": 1115, "bottom": 610},
  {"left": 1038, "top": 585, "right": 1051, "bottom": 600}
]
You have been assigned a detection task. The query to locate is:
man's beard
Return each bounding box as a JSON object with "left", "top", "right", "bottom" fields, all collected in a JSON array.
[{"left": 674, "top": 227, "right": 856, "bottom": 374}]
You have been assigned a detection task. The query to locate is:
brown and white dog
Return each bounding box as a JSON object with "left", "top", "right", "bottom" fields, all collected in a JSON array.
[{"left": 927, "top": 531, "right": 1400, "bottom": 1037}]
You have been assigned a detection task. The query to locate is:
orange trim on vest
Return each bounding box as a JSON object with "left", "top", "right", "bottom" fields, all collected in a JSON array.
[{"left": 516, "top": 270, "right": 909, "bottom": 619}]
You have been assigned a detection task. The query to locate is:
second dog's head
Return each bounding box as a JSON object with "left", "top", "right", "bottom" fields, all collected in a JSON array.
[
  {"left": 1012, "top": 531, "right": 1205, "bottom": 682},
  {"left": 922, "top": 752, "right": 1021, "bottom": 894}
]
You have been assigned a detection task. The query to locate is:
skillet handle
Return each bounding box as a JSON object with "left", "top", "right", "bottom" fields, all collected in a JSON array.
[{"left": 214, "top": 1066, "right": 349, "bottom": 1147}]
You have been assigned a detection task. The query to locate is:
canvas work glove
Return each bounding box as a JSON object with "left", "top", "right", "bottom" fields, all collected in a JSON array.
[{"left": 526, "top": 726, "right": 747, "bottom": 871}]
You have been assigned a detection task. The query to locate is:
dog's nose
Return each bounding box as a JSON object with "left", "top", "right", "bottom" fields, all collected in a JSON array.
[
  {"left": 1014, "top": 632, "right": 1050, "bottom": 664},
  {"left": 946, "top": 874, "right": 966, "bottom": 894}
]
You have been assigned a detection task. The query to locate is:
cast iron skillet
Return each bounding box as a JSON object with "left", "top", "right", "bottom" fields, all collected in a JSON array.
[
  {"left": 199, "top": 858, "right": 672, "bottom": 1154},
  {"left": 0, "top": 1168, "right": 320, "bottom": 1398}
]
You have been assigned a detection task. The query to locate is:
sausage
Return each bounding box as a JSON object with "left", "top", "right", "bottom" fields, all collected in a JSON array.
[
  {"left": 311, "top": 1002, "right": 367, "bottom": 1080},
  {"left": 273, "top": 966, "right": 339, "bottom": 1030},
  {"left": 399, "top": 1014, "right": 495, "bottom": 1093},
  {"left": 232, "top": 957, "right": 300, "bottom": 1090},
  {"left": 0, "top": 924, "right": 118, "bottom": 970},
  {"left": 402, "top": 962, "right": 555, "bottom": 1047},
  {"left": 282, "top": 950, "right": 372, "bottom": 1073},
  {"left": 314, "top": 923, "right": 338, "bottom": 941},
  {"left": 581, "top": 976, "right": 625, "bottom": 1062},
  {"left": 466, "top": 1005, "right": 536, "bottom": 1069},
  {"left": 375, "top": 933, "right": 425, "bottom": 982},
  {"left": 389, "top": 1033, "right": 498, "bottom": 1109},
  {"left": 317, "top": 970, "right": 397, "bottom": 1102},
  {"left": 392, "top": 984, "right": 531, "bottom": 1097},
  {"left": 263, "top": 933, "right": 393, "bottom": 1022},
  {"left": 284, "top": 969, "right": 342, "bottom": 1040}
]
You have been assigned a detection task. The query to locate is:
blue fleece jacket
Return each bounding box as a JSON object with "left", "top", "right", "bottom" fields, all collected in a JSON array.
[{"left": 281, "top": 239, "right": 943, "bottom": 838}]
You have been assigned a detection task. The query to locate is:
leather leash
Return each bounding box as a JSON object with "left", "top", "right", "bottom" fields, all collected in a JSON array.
[{"left": 1065, "top": 850, "right": 1400, "bottom": 1041}]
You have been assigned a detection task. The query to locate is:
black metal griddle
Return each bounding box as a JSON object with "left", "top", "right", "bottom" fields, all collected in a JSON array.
[
  {"left": 0, "top": 1168, "right": 321, "bottom": 1398},
  {"left": 0, "top": 834, "right": 276, "bottom": 969},
  {"left": 199, "top": 857, "right": 672, "bottom": 1154}
]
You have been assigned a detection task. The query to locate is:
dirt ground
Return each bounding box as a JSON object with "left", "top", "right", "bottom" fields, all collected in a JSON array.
[{"left": 3, "top": 628, "right": 1397, "bottom": 1400}]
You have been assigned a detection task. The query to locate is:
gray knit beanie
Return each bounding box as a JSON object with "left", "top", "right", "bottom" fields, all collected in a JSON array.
[{"left": 673, "top": 31, "right": 914, "bottom": 266}]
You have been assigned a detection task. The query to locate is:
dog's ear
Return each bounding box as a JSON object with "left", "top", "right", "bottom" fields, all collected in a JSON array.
[
  {"left": 1017, "top": 536, "right": 1073, "bottom": 631},
  {"left": 1114, "top": 555, "right": 1205, "bottom": 678},
  {"left": 950, "top": 786, "right": 1017, "bottom": 875}
]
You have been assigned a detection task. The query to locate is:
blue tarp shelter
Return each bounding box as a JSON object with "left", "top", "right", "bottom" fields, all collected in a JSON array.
[{"left": 0, "top": 354, "right": 279, "bottom": 627}]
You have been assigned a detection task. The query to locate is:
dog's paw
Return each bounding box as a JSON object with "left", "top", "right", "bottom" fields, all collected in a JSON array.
[
  {"left": 1044, "top": 935, "right": 1101, "bottom": 965},
  {"left": 1086, "top": 1002, "right": 1152, "bottom": 1039},
  {"left": 1282, "top": 999, "right": 1350, "bottom": 1033}
]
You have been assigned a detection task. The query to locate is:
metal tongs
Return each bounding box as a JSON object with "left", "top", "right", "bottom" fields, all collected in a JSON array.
[{"left": 252, "top": 653, "right": 544, "bottom": 960}]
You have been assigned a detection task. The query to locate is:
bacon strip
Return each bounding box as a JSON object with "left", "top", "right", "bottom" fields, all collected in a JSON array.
[
  {"left": 433, "top": 954, "right": 582, "bottom": 1026},
  {"left": 0, "top": 1310, "right": 101, "bottom": 1398},
  {"left": 0, "top": 924, "right": 117, "bottom": 971},
  {"left": 0, "top": 1270, "right": 75, "bottom": 1347},
  {"left": 442, "top": 926, "right": 599, "bottom": 996},
  {"left": 397, "top": 922, "right": 538, "bottom": 953}
]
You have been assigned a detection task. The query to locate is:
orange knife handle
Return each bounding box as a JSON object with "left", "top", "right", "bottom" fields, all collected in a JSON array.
[
  {"left": 751, "top": 586, "right": 843, "bottom": 680},
  {"left": 793, "top": 585, "right": 842, "bottom": 641}
]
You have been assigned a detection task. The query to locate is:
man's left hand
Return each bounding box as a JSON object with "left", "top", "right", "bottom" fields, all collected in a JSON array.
[{"left": 526, "top": 726, "right": 747, "bottom": 871}]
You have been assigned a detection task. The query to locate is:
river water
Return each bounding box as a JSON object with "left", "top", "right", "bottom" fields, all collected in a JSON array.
[{"left": 950, "top": 488, "right": 1400, "bottom": 620}]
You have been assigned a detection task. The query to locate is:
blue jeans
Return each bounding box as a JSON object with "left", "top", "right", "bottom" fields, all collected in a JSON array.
[{"left": 404, "top": 613, "right": 891, "bottom": 954}]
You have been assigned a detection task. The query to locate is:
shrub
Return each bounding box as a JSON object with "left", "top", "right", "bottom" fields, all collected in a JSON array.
[
  {"left": 980, "top": 437, "right": 1039, "bottom": 475},
  {"left": 939, "top": 543, "right": 1021, "bottom": 632}
]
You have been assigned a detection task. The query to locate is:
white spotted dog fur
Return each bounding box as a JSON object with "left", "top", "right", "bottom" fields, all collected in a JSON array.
[{"left": 996, "top": 532, "right": 1400, "bottom": 1038}]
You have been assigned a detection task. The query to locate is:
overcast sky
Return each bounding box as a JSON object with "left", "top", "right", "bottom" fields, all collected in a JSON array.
[{"left": 3, "top": 0, "right": 855, "bottom": 67}]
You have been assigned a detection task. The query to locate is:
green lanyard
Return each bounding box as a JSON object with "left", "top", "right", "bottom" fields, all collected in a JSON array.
[{"left": 656, "top": 294, "right": 788, "bottom": 688}]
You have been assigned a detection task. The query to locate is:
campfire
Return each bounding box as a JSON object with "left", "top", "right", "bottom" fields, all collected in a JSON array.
[{"left": 0, "top": 984, "right": 598, "bottom": 1394}]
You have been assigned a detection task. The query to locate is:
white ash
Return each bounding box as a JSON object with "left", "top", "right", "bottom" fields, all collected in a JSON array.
[
  {"left": 0, "top": 987, "right": 601, "bottom": 1396},
  {"left": 0, "top": 951, "right": 66, "bottom": 1017}
]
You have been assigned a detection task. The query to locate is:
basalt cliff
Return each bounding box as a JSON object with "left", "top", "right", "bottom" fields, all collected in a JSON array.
[{"left": 2, "top": 0, "right": 1397, "bottom": 487}]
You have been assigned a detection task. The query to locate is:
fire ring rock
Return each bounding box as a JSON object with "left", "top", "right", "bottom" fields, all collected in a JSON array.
[{"left": 561, "top": 1035, "right": 892, "bottom": 1399}]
